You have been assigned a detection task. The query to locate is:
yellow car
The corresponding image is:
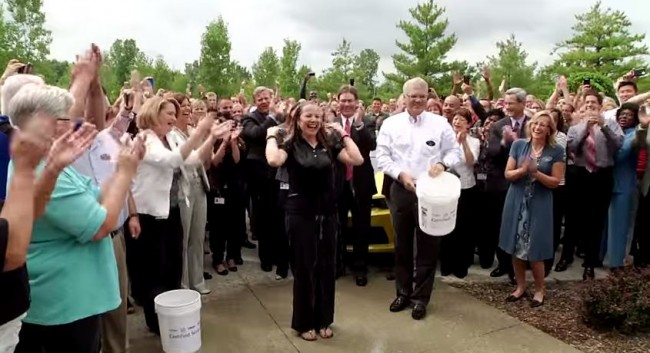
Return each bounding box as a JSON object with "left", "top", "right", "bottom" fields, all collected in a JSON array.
[{"left": 346, "top": 172, "right": 395, "bottom": 253}]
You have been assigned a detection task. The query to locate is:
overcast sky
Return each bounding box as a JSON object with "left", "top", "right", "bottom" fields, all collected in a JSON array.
[{"left": 42, "top": 0, "right": 649, "bottom": 76}]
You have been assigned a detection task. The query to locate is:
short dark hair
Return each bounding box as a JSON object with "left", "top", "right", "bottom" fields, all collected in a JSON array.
[
  {"left": 583, "top": 89, "right": 603, "bottom": 105},
  {"left": 617, "top": 80, "right": 638, "bottom": 93},
  {"left": 372, "top": 97, "right": 382, "bottom": 103},
  {"left": 337, "top": 85, "right": 358, "bottom": 100},
  {"left": 454, "top": 108, "right": 473, "bottom": 123}
]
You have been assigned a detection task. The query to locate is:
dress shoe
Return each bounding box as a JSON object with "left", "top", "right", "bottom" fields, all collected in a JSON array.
[
  {"left": 385, "top": 272, "right": 395, "bottom": 281},
  {"left": 554, "top": 259, "right": 570, "bottom": 272},
  {"left": 242, "top": 240, "right": 257, "bottom": 249},
  {"left": 454, "top": 268, "right": 468, "bottom": 279},
  {"left": 213, "top": 263, "right": 228, "bottom": 276},
  {"left": 355, "top": 274, "right": 368, "bottom": 287},
  {"left": 583, "top": 267, "right": 595, "bottom": 281},
  {"left": 261, "top": 263, "right": 273, "bottom": 272},
  {"left": 411, "top": 304, "right": 426, "bottom": 320},
  {"left": 506, "top": 292, "right": 527, "bottom": 302},
  {"left": 203, "top": 272, "right": 213, "bottom": 280},
  {"left": 194, "top": 286, "right": 212, "bottom": 295},
  {"left": 490, "top": 267, "right": 508, "bottom": 277},
  {"left": 389, "top": 296, "right": 410, "bottom": 312},
  {"left": 276, "top": 267, "right": 289, "bottom": 280},
  {"left": 530, "top": 298, "right": 544, "bottom": 308}
]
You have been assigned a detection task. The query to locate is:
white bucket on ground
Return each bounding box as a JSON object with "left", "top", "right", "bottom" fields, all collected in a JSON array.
[
  {"left": 154, "top": 289, "right": 202, "bottom": 353},
  {"left": 416, "top": 171, "right": 461, "bottom": 236}
]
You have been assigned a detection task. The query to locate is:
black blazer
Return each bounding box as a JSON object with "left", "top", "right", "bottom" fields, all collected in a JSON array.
[
  {"left": 334, "top": 116, "right": 378, "bottom": 200},
  {"left": 484, "top": 116, "right": 529, "bottom": 192},
  {"left": 241, "top": 110, "right": 279, "bottom": 163}
]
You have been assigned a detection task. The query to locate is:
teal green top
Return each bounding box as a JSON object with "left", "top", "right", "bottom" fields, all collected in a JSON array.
[{"left": 7, "top": 162, "right": 119, "bottom": 325}]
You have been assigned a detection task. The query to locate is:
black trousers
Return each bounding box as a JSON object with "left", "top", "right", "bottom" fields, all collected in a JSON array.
[
  {"left": 560, "top": 165, "right": 581, "bottom": 262},
  {"left": 632, "top": 191, "right": 650, "bottom": 266},
  {"left": 337, "top": 181, "right": 372, "bottom": 275},
  {"left": 276, "top": 188, "right": 290, "bottom": 274},
  {"left": 441, "top": 187, "right": 476, "bottom": 274},
  {"left": 208, "top": 190, "right": 243, "bottom": 264},
  {"left": 544, "top": 185, "right": 567, "bottom": 270},
  {"left": 390, "top": 183, "right": 441, "bottom": 306},
  {"left": 16, "top": 314, "right": 101, "bottom": 353},
  {"left": 248, "top": 176, "right": 284, "bottom": 268},
  {"left": 286, "top": 213, "right": 337, "bottom": 332},
  {"left": 477, "top": 190, "right": 513, "bottom": 273},
  {"left": 124, "top": 207, "right": 183, "bottom": 333},
  {"left": 567, "top": 166, "right": 613, "bottom": 268}
]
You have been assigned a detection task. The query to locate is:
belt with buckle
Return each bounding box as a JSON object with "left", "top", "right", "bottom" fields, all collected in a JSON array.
[{"left": 109, "top": 228, "right": 122, "bottom": 238}]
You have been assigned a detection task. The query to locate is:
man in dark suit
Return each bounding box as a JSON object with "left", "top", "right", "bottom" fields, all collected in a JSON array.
[
  {"left": 241, "top": 87, "right": 288, "bottom": 277},
  {"left": 334, "top": 85, "right": 377, "bottom": 286},
  {"left": 482, "top": 87, "right": 529, "bottom": 282}
]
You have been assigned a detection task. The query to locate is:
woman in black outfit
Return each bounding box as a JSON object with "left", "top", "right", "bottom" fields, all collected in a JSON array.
[
  {"left": 207, "top": 111, "right": 245, "bottom": 275},
  {"left": 265, "top": 102, "right": 363, "bottom": 341}
]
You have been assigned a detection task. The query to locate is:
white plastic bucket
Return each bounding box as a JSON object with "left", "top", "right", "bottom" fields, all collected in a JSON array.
[
  {"left": 416, "top": 171, "right": 461, "bottom": 236},
  {"left": 154, "top": 289, "right": 202, "bottom": 353}
]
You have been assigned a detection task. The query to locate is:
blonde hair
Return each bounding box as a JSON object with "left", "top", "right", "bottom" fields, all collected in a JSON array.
[
  {"left": 525, "top": 110, "right": 557, "bottom": 146},
  {"left": 136, "top": 96, "right": 176, "bottom": 130},
  {"left": 191, "top": 98, "right": 206, "bottom": 111},
  {"left": 205, "top": 92, "right": 217, "bottom": 99}
]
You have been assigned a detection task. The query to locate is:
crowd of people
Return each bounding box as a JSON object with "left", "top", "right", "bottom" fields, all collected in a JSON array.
[{"left": 0, "top": 42, "right": 649, "bottom": 352}]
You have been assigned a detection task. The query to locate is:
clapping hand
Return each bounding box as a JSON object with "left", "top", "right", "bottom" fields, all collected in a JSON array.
[
  {"left": 117, "top": 135, "right": 145, "bottom": 176},
  {"left": 640, "top": 106, "right": 650, "bottom": 128},
  {"left": 211, "top": 120, "right": 233, "bottom": 139},
  {"left": 457, "top": 131, "right": 467, "bottom": 143},
  {"left": 46, "top": 123, "right": 98, "bottom": 172},
  {"left": 72, "top": 44, "right": 101, "bottom": 83},
  {"left": 230, "top": 126, "right": 242, "bottom": 140},
  {"left": 10, "top": 128, "right": 49, "bottom": 172}
]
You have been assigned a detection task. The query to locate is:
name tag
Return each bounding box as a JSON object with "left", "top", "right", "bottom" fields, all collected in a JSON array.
[
  {"left": 477, "top": 173, "right": 487, "bottom": 181},
  {"left": 214, "top": 197, "right": 225, "bottom": 205},
  {"left": 280, "top": 182, "right": 289, "bottom": 190}
]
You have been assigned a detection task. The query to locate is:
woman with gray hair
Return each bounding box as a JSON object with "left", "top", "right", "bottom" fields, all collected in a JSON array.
[{"left": 7, "top": 83, "right": 146, "bottom": 353}]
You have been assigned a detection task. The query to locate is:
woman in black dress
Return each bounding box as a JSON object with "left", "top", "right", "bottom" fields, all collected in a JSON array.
[{"left": 265, "top": 102, "right": 363, "bottom": 341}]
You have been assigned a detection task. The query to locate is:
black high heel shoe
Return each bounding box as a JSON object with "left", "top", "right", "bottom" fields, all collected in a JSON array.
[{"left": 505, "top": 292, "right": 527, "bottom": 302}]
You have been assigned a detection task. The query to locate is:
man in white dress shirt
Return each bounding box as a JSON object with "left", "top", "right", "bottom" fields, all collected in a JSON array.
[{"left": 376, "top": 77, "right": 462, "bottom": 320}]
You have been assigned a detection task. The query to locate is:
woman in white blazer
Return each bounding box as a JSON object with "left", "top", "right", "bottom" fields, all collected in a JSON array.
[
  {"left": 126, "top": 96, "right": 218, "bottom": 335},
  {"left": 168, "top": 92, "right": 231, "bottom": 295}
]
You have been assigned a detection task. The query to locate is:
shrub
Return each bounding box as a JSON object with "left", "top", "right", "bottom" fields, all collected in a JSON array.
[{"left": 580, "top": 267, "right": 650, "bottom": 333}]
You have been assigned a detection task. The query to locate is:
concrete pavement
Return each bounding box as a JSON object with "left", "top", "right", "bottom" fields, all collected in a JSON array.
[{"left": 127, "top": 251, "right": 583, "bottom": 353}]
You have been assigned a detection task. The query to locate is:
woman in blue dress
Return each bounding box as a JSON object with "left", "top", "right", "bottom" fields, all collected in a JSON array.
[
  {"left": 499, "top": 111, "right": 565, "bottom": 307},
  {"left": 607, "top": 103, "right": 639, "bottom": 269}
]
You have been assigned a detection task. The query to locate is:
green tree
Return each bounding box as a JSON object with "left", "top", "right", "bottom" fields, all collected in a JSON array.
[
  {"left": 317, "top": 38, "right": 356, "bottom": 97},
  {"left": 550, "top": 0, "right": 649, "bottom": 80},
  {"left": 150, "top": 56, "right": 176, "bottom": 92},
  {"left": 354, "top": 48, "right": 381, "bottom": 95},
  {"left": 197, "top": 17, "right": 235, "bottom": 96},
  {"left": 5, "top": 0, "right": 52, "bottom": 62},
  {"left": 252, "top": 47, "right": 280, "bottom": 89},
  {"left": 487, "top": 34, "right": 537, "bottom": 92},
  {"left": 104, "top": 39, "right": 149, "bottom": 87},
  {"left": 0, "top": 4, "right": 17, "bottom": 68},
  {"left": 278, "top": 39, "right": 302, "bottom": 97},
  {"left": 383, "top": 0, "right": 457, "bottom": 92}
]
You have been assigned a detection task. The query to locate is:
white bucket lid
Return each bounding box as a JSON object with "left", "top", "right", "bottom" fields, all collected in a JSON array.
[
  {"left": 155, "top": 289, "right": 201, "bottom": 315},
  {"left": 416, "top": 171, "right": 461, "bottom": 200}
]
